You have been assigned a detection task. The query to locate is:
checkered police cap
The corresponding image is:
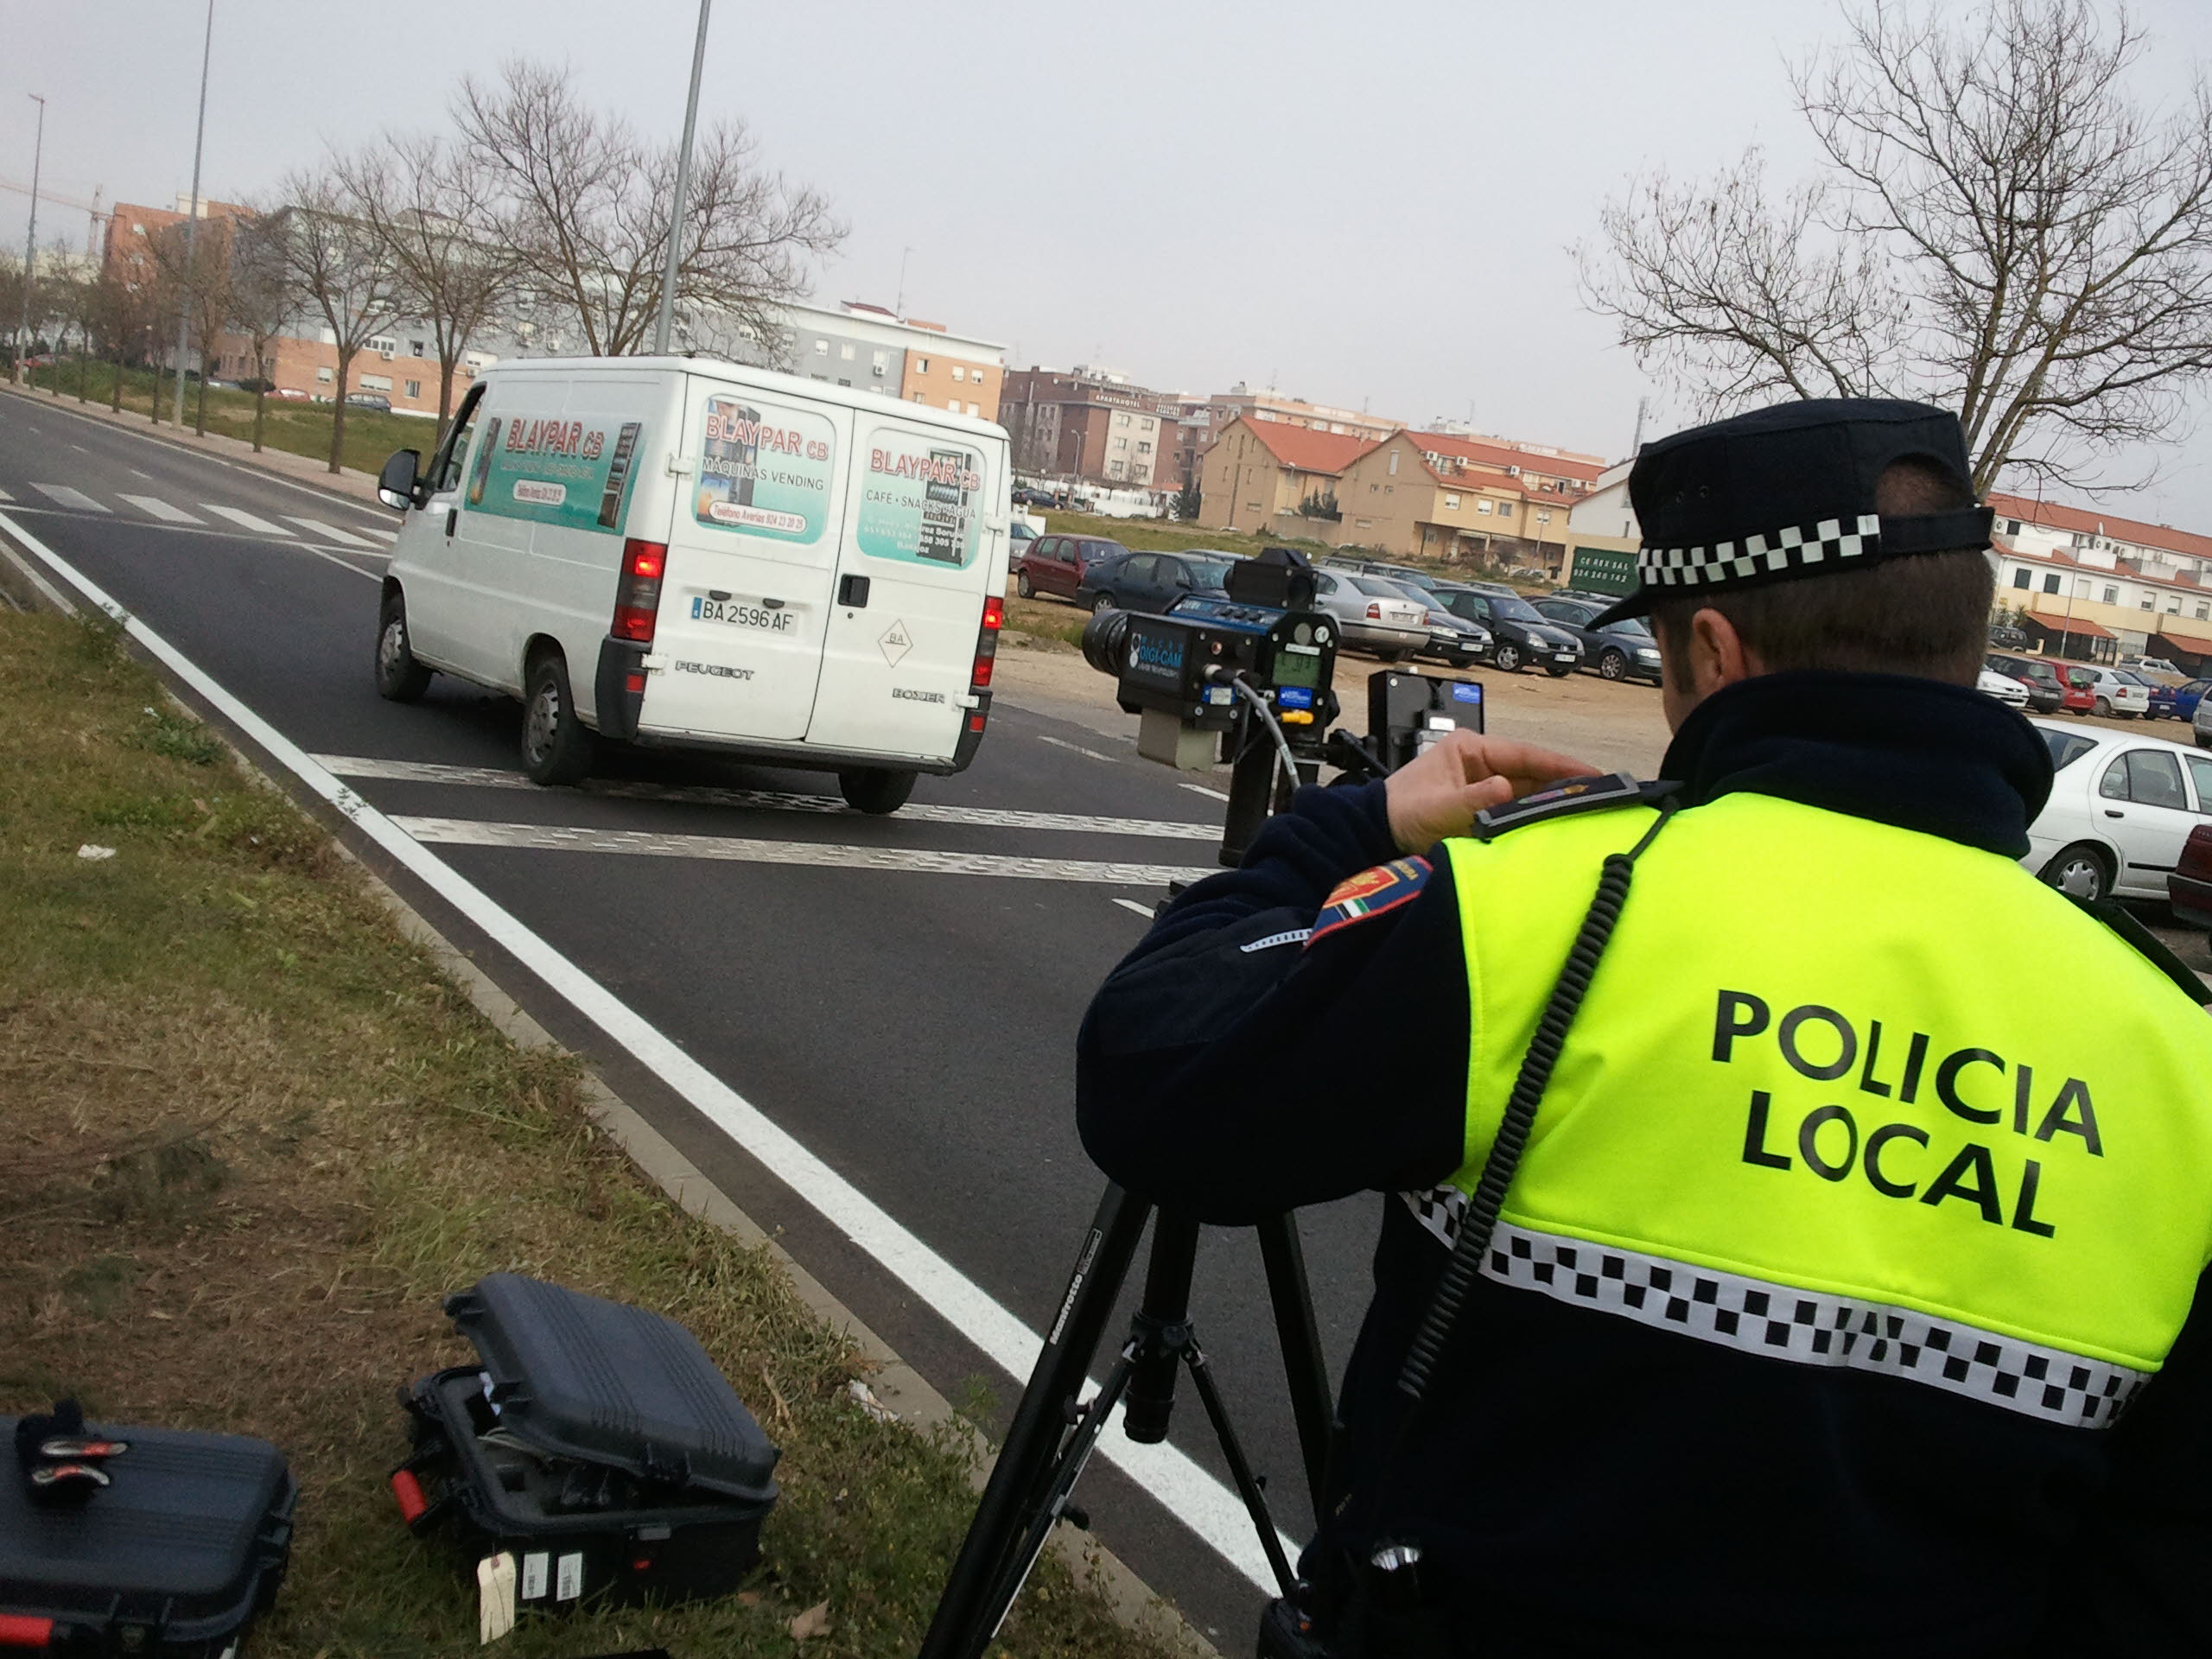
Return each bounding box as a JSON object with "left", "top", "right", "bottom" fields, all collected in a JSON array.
[{"left": 1591, "top": 399, "right": 1995, "bottom": 626}]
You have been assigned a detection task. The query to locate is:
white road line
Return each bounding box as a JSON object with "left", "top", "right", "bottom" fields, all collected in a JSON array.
[
  {"left": 1181, "top": 782, "right": 1232, "bottom": 803},
  {"left": 118, "top": 494, "right": 201, "bottom": 524},
  {"left": 1037, "top": 732, "right": 1123, "bottom": 764},
  {"left": 30, "top": 483, "right": 109, "bottom": 513},
  {"left": 69, "top": 442, "right": 89, "bottom": 454},
  {"left": 296, "top": 543, "right": 381, "bottom": 582},
  {"left": 130, "top": 468, "right": 154, "bottom": 480},
  {"left": 391, "top": 817, "right": 1215, "bottom": 884},
  {"left": 284, "top": 515, "right": 373, "bottom": 547},
  {"left": 313, "top": 753, "right": 1219, "bottom": 841},
  {"left": 0, "top": 486, "right": 11, "bottom": 502},
  {"left": 200, "top": 503, "right": 288, "bottom": 535},
  {"left": 359, "top": 526, "right": 397, "bottom": 543},
  {"left": 0, "top": 502, "right": 1290, "bottom": 1592},
  {"left": 1111, "top": 898, "right": 1157, "bottom": 919}
]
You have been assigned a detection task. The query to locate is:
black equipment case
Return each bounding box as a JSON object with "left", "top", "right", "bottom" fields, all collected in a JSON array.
[
  {"left": 0, "top": 1420, "right": 295, "bottom": 1657},
  {"left": 394, "top": 1274, "right": 779, "bottom": 1611}
]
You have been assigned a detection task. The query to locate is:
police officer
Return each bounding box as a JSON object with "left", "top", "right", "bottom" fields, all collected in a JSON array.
[{"left": 1077, "top": 399, "right": 2212, "bottom": 1656}]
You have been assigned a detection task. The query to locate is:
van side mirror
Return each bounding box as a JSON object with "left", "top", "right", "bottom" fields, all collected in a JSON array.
[{"left": 377, "top": 448, "right": 422, "bottom": 512}]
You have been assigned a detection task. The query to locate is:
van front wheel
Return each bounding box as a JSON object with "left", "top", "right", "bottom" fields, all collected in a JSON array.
[
  {"left": 838, "top": 767, "right": 917, "bottom": 816},
  {"left": 375, "top": 593, "right": 433, "bottom": 702},
  {"left": 522, "top": 653, "right": 596, "bottom": 786}
]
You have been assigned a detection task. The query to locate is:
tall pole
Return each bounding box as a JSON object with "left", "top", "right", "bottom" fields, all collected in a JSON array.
[
  {"left": 895, "top": 245, "right": 915, "bottom": 316},
  {"left": 15, "top": 94, "right": 45, "bottom": 385},
  {"left": 653, "top": 0, "right": 713, "bottom": 356},
  {"left": 172, "top": 0, "right": 214, "bottom": 426}
]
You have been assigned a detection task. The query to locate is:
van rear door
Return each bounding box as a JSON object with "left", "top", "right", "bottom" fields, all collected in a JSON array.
[
  {"left": 644, "top": 381, "right": 852, "bottom": 743},
  {"left": 806, "top": 413, "right": 1001, "bottom": 763}
]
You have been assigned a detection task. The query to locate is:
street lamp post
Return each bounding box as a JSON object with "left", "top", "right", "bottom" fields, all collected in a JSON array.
[
  {"left": 172, "top": 0, "right": 214, "bottom": 427},
  {"left": 652, "top": 0, "right": 713, "bottom": 356},
  {"left": 15, "top": 93, "right": 46, "bottom": 385}
]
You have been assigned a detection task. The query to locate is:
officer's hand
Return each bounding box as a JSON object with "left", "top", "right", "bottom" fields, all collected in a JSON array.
[{"left": 1385, "top": 729, "right": 1601, "bottom": 854}]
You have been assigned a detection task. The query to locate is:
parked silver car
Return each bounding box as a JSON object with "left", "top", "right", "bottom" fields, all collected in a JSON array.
[{"left": 1312, "top": 569, "right": 1430, "bottom": 658}]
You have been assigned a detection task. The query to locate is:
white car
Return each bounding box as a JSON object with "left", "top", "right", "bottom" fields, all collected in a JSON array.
[
  {"left": 1976, "top": 666, "right": 2030, "bottom": 709},
  {"left": 2071, "top": 664, "right": 2149, "bottom": 719},
  {"left": 2024, "top": 720, "right": 2212, "bottom": 900}
]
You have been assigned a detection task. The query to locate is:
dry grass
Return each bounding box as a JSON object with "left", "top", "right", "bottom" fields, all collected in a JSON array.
[{"left": 0, "top": 610, "right": 1175, "bottom": 1659}]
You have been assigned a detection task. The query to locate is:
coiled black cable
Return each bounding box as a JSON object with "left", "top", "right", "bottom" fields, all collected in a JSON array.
[{"left": 1396, "top": 798, "right": 1677, "bottom": 1403}]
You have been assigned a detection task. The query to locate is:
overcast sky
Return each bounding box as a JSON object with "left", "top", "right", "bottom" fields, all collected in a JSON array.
[{"left": 4, "top": 0, "right": 2210, "bottom": 525}]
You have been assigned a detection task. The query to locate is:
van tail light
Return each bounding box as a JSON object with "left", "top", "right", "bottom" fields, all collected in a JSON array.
[
  {"left": 971, "top": 595, "right": 1003, "bottom": 690},
  {"left": 1365, "top": 601, "right": 1383, "bottom": 620},
  {"left": 612, "top": 539, "right": 666, "bottom": 643}
]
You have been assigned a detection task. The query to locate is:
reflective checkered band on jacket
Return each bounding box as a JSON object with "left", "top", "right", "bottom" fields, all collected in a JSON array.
[
  {"left": 1639, "top": 514, "right": 1882, "bottom": 589},
  {"left": 1398, "top": 1188, "right": 2146, "bottom": 1429}
]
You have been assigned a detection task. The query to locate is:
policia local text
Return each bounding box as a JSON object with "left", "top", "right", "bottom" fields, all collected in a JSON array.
[{"left": 1718, "top": 990, "right": 2101, "bottom": 1238}]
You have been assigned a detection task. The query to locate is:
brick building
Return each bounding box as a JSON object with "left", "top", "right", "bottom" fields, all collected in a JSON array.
[{"left": 998, "top": 367, "right": 1173, "bottom": 486}]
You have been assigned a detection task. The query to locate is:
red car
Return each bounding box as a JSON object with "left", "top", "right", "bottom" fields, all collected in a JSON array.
[
  {"left": 1015, "top": 534, "right": 1130, "bottom": 601},
  {"left": 2171, "top": 823, "right": 2212, "bottom": 928}
]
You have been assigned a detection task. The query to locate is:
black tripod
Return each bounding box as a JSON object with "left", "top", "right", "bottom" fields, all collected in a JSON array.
[{"left": 917, "top": 1183, "right": 1336, "bottom": 1659}]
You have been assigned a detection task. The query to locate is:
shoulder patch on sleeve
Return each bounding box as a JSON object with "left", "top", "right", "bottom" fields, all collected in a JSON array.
[
  {"left": 1473, "top": 773, "right": 1678, "bottom": 840},
  {"left": 1308, "top": 855, "right": 1432, "bottom": 947}
]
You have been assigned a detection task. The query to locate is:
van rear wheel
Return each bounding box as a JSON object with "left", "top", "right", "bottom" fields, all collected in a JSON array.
[
  {"left": 375, "top": 592, "right": 433, "bottom": 702},
  {"left": 838, "top": 767, "right": 917, "bottom": 816},
  {"left": 522, "top": 652, "right": 596, "bottom": 786}
]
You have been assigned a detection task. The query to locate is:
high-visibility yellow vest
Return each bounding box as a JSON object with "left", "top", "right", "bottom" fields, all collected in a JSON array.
[{"left": 1431, "top": 791, "right": 2212, "bottom": 1427}]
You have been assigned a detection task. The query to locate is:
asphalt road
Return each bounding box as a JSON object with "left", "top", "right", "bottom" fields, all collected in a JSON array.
[{"left": 0, "top": 392, "right": 1374, "bottom": 1645}]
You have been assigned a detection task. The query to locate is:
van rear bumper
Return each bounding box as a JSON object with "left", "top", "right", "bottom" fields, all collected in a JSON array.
[
  {"left": 594, "top": 638, "right": 650, "bottom": 741},
  {"left": 626, "top": 713, "right": 986, "bottom": 778}
]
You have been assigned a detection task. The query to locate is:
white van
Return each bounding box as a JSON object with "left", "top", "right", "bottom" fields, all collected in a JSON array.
[{"left": 372, "top": 357, "right": 1010, "bottom": 813}]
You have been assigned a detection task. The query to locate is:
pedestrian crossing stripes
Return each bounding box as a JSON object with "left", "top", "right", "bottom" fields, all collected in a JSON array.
[
  {"left": 31, "top": 483, "right": 108, "bottom": 513},
  {"left": 118, "top": 493, "right": 201, "bottom": 524},
  {"left": 200, "top": 504, "right": 288, "bottom": 535},
  {"left": 390, "top": 815, "right": 1215, "bottom": 886},
  {"left": 313, "top": 753, "right": 1221, "bottom": 841},
  {"left": 0, "top": 486, "right": 12, "bottom": 502},
  {"left": 283, "top": 516, "right": 372, "bottom": 547}
]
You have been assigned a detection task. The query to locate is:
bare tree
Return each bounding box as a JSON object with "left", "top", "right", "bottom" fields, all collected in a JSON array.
[
  {"left": 85, "top": 266, "right": 148, "bottom": 413},
  {"left": 266, "top": 166, "right": 403, "bottom": 473},
  {"left": 226, "top": 213, "right": 296, "bottom": 453},
  {"left": 1580, "top": 0, "right": 2212, "bottom": 494},
  {"left": 337, "top": 132, "right": 517, "bottom": 427},
  {"left": 146, "top": 216, "right": 238, "bottom": 435},
  {"left": 454, "top": 59, "right": 844, "bottom": 357}
]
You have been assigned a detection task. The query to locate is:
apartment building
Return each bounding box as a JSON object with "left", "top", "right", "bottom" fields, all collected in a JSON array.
[
  {"left": 999, "top": 367, "right": 1171, "bottom": 486},
  {"left": 1560, "top": 462, "right": 1639, "bottom": 594},
  {"left": 1408, "top": 430, "right": 1605, "bottom": 503},
  {"left": 747, "top": 301, "right": 1004, "bottom": 421},
  {"left": 1988, "top": 492, "right": 2212, "bottom": 667},
  {"left": 1198, "top": 416, "right": 1375, "bottom": 535},
  {"left": 1331, "top": 432, "right": 1543, "bottom": 563}
]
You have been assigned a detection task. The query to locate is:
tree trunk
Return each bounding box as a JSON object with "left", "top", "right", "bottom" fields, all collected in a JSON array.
[
  {"left": 110, "top": 347, "right": 124, "bottom": 412},
  {"left": 194, "top": 354, "right": 208, "bottom": 436},
  {"left": 437, "top": 358, "right": 456, "bottom": 430},
  {"left": 149, "top": 349, "right": 162, "bottom": 424},
  {"left": 328, "top": 350, "right": 353, "bottom": 474},
  {"left": 75, "top": 327, "right": 86, "bottom": 403},
  {"left": 253, "top": 385, "right": 266, "bottom": 453}
]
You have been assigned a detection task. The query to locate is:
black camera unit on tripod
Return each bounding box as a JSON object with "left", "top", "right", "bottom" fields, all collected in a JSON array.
[
  {"left": 1081, "top": 546, "right": 1484, "bottom": 864},
  {"left": 918, "top": 549, "right": 1496, "bottom": 1659}
]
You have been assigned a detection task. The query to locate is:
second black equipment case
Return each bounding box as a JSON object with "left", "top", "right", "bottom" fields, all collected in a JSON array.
[
  {"left": 392, "top": 1274, "right": 779, "bottom": 1611},
  {"left": 0, "top": 1417, "right": 296, "bottom": 1657}
]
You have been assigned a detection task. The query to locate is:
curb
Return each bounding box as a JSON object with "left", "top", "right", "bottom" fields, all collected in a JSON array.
[{"left": 0, "top": 528, "right": 1218, "bottom": 1659}]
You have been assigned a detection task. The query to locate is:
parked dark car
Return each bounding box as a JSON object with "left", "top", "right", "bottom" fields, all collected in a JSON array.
[
  {"left": 1988, "top": 625, "right": 2031, "bottom": 651},
  {"left": 2116, "top": 669, "right": 2180, "bottom": 721},
  {"left": 1363, "top": 578, "right": 1493, "bottom": 668},
  {"left": 1016, "top": 533, "right": 1129, "bottom": 601},
  {"left": 1531, "top": 596, "right": 1664, "bottom": 683},
  {"left": 1077, "top": 550, "right": 1234, "bottom": 614},
  {"left": 1432, "top": 584, "right": 1582, "bottom": 674},
  {"left": 2170, "top": 823, "right": 2212, "bottom": 927},
  {"left": 344, "top": 391, "right": 392, "bottom": 411},
  {"left": 1986, "top": 652, "right": 2069, "bottom": 715},
  {"left": 2175, "top": 678, "right": 2212, "bottom": 723}
]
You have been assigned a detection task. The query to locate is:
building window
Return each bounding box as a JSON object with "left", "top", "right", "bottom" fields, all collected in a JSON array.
[
  {"left": 2043, "top": 574, "right": 2062, "bottom": 594},
  {"left": 840, "top": 343, "right": 855, "bottom": 359},
  {"left": 404, "top": 379, "right": 422, "bottom": 399},
  {"left": 1113, "top": 412, "right": 1128, "bottom": 426},
  {"left": 1536, "top": 510, "right": 1552, "bottom": 524},
  {"left": 367, "top": 335, "right": 397, "bottom": 354},
  {"left": 2005, "top": 519, "right": 2021, "bottom": 536},
  {"left": 1497, "top": 501, "right": 1515, "bottom": 518},
  {"left": 967, "top": 402, "right": 979, "bottom": 416},
  {"left": 1388, "top": 450, "right": 1400, "bottom": 475},
  {"left": 1113, "top": 437, "right": 1128, "bottom": 450},
  {"left": 951, "top": 365, "right": 965, "bottom": 382},
  {"left": 912, "top": 391, "right": 926, "bottom": 403},
  {"left": 2143, "top": 597, "right": 2155, "bottom": 610},
  {"left": 1477, "top": 499, "right": 1492, "bottom": 513},
  {"left": 949, "top": 397, "right": 961, "bottom": 410},
  {"left": 814, "top": 339, "right": 829, "bottom": 355},
  {"left": 872, "top": 350, "right": 887, "bottom": 377},
  {"left": 2104, "top": 585, "right": 2119, "bottom": 603},
  {"left": 838, "top": 378, "right": 851, "bottom": 387},
  {"left": 409, "top": 339, "right": 426, "bottom": 357},
  {"left": 316, "top": 366, "right": 334, "bottom": 383},
  {"left": 2198, "top": 603, "right": 2209, "bottom": 620},
  {"left": 2012, "top": 569, "right": 2031, "bottom": 589},
  {"left": 1444, "top": 493, "right": 1460, "bottom": 509},
  {"left": 1136, "top": 441, "right": 1152, "bottom": 454},
  {"left": 915, "top": 356, "right": 929, "bottom": 372},
  {"left": 2167, "top": 601, "right": 2182, "bottom": 613}
]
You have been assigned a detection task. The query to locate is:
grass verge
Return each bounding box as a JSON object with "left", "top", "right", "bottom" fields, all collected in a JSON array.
[
  {"left": 0, "top": 608, "right": 1179, "bottom": 1659},
  {"left": 15, "top": 361, "right": 438, "bottom": 476}
]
